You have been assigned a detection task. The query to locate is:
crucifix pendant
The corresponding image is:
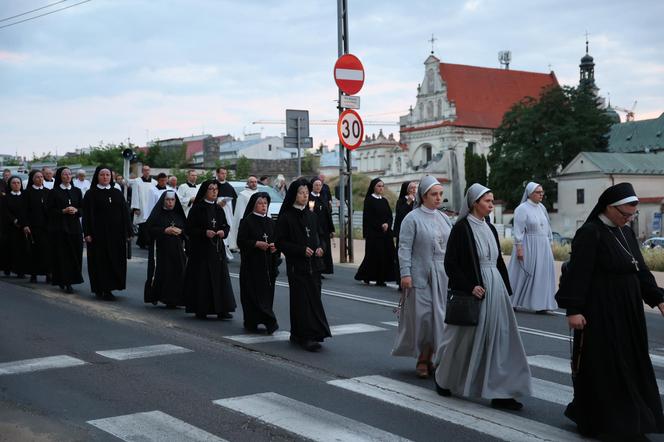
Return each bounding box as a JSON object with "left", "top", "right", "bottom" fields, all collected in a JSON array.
[
  {"left": 305, "top": 227, "right": 310, "bottom": 238},
  {"left": 632, "top": 257, "right": 639, "bottom": 271},
  {"left": 262, "top": 233, "right": 269, "bottom": 242},
  {"left": 68, "top": 199, "right": 71, "bottom": 205},
  {"left": 211, "top": 218, "right": 216, "bottom": 229},
  {"left": 108, "top": 197, "right": 112, "bottom": 204}
]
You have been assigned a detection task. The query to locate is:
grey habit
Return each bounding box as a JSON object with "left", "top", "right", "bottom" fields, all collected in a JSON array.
[
  {"left": 435, "top": 184, "right": 532, "bottom": 399},
  {"left": 392, "top": 176, "right": 452, "bottom": 360},
  {"left": 508, "top": 182, "right": 557, "bottom": 311}
]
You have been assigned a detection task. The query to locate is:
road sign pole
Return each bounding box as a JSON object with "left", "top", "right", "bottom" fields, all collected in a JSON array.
[{"left": 337, "top": 0, "right": 352, "bottom": 263}]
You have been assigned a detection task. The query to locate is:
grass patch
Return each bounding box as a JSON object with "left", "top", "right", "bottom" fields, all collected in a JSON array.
[
  {"left": 643, "top": 248, "right": 664, "bottom": 272},
  {"left": 500, "top": 237, "right": 571, "bottom": 262}
]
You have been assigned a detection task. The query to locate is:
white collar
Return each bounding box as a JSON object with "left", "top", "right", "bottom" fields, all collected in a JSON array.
[
  {"left": 293, "top": 203, "right": 305, "bottom": 210},
  {"left": 10, "top": 190, "right": 21, "bottom": 195},
  {"left": 311, "top": 192, "right": 320, "bottom": 197},
  {"left": 60, "top": 184, "right": 72, "bottom": 190},
  {"left": 526, "top": 199, "right": 539, "bottom": 207},
  {"left": 252, "top": 211, "right": 267, "bottom": 217},
  {"left": 420, "top": 206, "right": 437, "bottom": 214},
  {"left": 371, "top": 193, "right": 382, "bottom": 199},
  {"left": 204, "top": 198, "right": 216, "bottom": 204},
  {"left": 468, "top": 214, "right": 485, "bottom": 224},
  {"left": 96, "top": 184, "right": 111, "bottom": 189},
  {"left": 32, "top": 185, "right": 44, "bottom": 190},
  {"left": 217, "top": 179, "right": 226, "bottom": 184},
  {"left": 598, "top": 213, "right": 617, "bottom": 227}
]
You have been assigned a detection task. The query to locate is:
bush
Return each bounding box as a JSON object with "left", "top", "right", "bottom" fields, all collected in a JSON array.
[
  {"left": 327, "top": 173, "right": 397, "bottom": 211},
  {"left": 500, "top": 238, "right": 514, "bottom": 256},
  {"left": 500, "top": 237, "right": 571, "bottom": 262},
  {"left": 643, "top": 248, "right": 664, "bottom": 272}
]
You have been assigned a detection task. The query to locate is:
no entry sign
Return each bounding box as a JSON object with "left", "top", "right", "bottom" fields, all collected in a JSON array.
[
  {"left": 337, "top": 109, "right": 364, "bottom": 150},
  {"left": 334, "top": 54, "right": 365, "bottom": 96}
]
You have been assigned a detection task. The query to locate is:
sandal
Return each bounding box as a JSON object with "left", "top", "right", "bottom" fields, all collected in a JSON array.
[{"left": 416, "top": 361, "right": 429, "bottom": 378}]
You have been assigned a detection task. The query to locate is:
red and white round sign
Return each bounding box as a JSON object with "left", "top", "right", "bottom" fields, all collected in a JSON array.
[
  {"left": 337, "top": 109, "right": 364, "bottom": 150},
  {"left": 334, "top": 54, "right": 365, "bottom": 96}
]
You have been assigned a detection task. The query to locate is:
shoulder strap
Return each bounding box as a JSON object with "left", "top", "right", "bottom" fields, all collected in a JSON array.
[{"left": 463, "top": 220, "right": 482, "bottom": 287}]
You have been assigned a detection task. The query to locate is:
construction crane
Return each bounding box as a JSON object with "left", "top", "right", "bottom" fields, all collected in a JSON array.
[
  {"left": 252, "top": 119, "right": 399, "bottom": 126},
  {"left": 613, "top": 100, "right": 637, "bottom": 122}
]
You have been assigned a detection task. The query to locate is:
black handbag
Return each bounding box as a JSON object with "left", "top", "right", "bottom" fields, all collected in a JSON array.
[{"left": 444, "top": 222, "right": 483, "bottom": 326}]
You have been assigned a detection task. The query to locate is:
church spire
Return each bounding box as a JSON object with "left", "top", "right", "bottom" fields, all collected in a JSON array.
[{"left": 579, "top": 32, "right": 596, "bottom": 90}]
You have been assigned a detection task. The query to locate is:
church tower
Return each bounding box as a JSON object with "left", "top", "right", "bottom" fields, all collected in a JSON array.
[{"left": 579, "top": 37, "right": 596, "bottom": 91}]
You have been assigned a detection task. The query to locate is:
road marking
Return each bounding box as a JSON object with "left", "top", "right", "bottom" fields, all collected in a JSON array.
[
  {"left": 225, "top": 323, "right": 386, "bottom": 345},
  {"left": 531, "top": 378, "right": 572, "bottom": 406},
  {"left": 328, "top": 375, "right": 583, "bottom": 442},
  {"left": 519, "top": 327, "right": 571, "bottom": 342},
  {"left": 213, "top": 392, "right": 409, "bottom": 442},
  {"left": 651, "top": 353, "right": 664, "bottom": 369},
  {"left": 381, "top": 321, "right": 399, "bottom": 327},
  {"left": 0, "top": 355, "right": 87, "bottom": 375},
  {"left": 528, "top": 355, "right": 664, "bottom": 393},
  {"left": 96, "top": 344, "right": 193, "bottom": 361},
  {"left": 88, "top": 410, "right": 226, "bottom": 442}
]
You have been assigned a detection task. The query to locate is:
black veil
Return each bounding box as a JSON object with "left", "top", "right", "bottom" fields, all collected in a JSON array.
[
  {"left": 364, "top": 177, "right": 383, "bottom": 202},
  {"left": 192, "top": 179, "right": 217, "bottom": 206},
  {"left": 53, "top": 167, "right": 71, "bottom": 188},
  {"left": 242, "top": 191, "right": 271, "bottom": 220},
  {"left": 279, "top": 178, "right": 310, "bottom": 216},
  {"left": 585, "top": 182, "right": 638, "bottom": 223},
  {"left": 90, "top": 165, "right": 116, "bottom": 188},
  {"left": 397, "top": 181, "right": 410, "bottom": 200}
]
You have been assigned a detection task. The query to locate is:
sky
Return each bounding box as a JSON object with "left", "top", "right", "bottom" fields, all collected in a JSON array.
[{"left": 1, "top": 0, "right": 663, "bottom": 158}]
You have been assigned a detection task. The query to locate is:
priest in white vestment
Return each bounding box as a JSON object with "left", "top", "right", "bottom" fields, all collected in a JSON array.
[
  {"left": 228, "top": 175, "right": 259, "bottom": 251},
  {"left": 177, "top": 170, "right": 199, "bottom": 217},
  {"left": 130, "top": 165, "right": 156, "bottom": 248}
]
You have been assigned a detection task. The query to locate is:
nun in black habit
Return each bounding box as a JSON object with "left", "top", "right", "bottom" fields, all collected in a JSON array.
[
  {"left": 144, "top": 190, "right": 187, "bottom": 308},
  {"left": 354, "top": 177, "right": 396, "bottom": 286},
  {"left": 556, "top": 182, "right": 664, "bottom": 439},
  {"left": 182, "top": 180, "right": 236, "bottom": 319},
  {"left": 46, "top": 167, "right": 84, "bottom": 293},
  {"left": 237, "top": 192, "right": 279, "bottom": 333},
  {"left": 23, "top": 170, "right": 51, "bottom": 282},
  {"left": 275, "top": 178, "right": 331, "bottom": 351},
  {"left": 308, "top": 177, "right": 334, "bottom": 275},
  {"left": 393, "top": 181, "right": 417, "bottom": 289},
  {"left": 82, "top": 166, "right": 133, "bottom": 300},
  {"left": 0, "top": 176, "right": 29, "bottom": 277}
]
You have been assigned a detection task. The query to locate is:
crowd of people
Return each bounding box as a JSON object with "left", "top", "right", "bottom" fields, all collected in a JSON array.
[{"left": 1, "top": 164, "right": 663, "bottom": 439}]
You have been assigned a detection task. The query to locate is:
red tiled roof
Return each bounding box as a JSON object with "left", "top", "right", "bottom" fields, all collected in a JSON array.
[{"left": 639, "top": 196, "right": 664, "bottom": 204}]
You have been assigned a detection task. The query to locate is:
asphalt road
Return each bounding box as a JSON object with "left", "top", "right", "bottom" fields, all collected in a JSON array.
[{"left": 1, "top": 245, "right": 663, "bottom": 442}]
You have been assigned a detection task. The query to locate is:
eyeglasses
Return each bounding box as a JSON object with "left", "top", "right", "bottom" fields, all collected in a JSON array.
[
  {"left": 532, "top": 191, "right": 545, "bottom": 195},
  {"left": 612, "top": 205, "right": 637, "bottom": 220}
]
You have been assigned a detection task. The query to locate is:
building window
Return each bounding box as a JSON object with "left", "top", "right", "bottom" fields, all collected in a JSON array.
[
  {"left": 576, "top": 189, "right": 584, "bottom": 204},
  {"left": 425, "top": 145, "right": 432, "bottom": 163},
  {"left": 437, "top": 99, "right": 442, "bottom": 118},
  {"left": 467, "top": 141, "right": 476, "bottom": 154},
  {"left": 268, "top": 144, "right": 272, "bottom": 151}
]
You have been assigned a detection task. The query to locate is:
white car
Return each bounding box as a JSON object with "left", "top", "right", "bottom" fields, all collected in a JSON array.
[
  {"left": 642, "top": 237, "right": 664, "bottom": 249},
  {"left": 229, "top": 181, "right": 283, "bottom": 219}
]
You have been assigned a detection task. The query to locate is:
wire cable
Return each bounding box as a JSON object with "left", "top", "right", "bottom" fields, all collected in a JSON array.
[
  {"left": 0, "top": 0, "right": 69, "bottom": 23},
  {"left": 0, "top": 0, "right": 91, "bottom": 30}
]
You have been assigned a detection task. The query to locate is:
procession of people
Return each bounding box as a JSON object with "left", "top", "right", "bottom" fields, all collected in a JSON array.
[{"left": 1, "top": 164, "right": 663, "bottom": 439}]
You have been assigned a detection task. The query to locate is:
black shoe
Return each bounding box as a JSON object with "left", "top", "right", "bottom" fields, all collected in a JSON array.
[
  {"left": 46, "top": 275, "right": 51, "bottom": 284},
  {"left": 302, "top": 340, "right": 322, "bottom": 352},
  {"left": 289, "top": 335, "right": 300, "bottom": 345},
  {"left": 363, "top": 280, "right": 370, "bottom": 285},
  {"left": 29, "top": 275, "right": 37, "bottom": 283},
  {"left": 244, "top": 323, "right": 259, "bottom": 333},
  {"left": 94, "top": 292, "right": 103, "bottom": 299},
  {"left": 195, "top": 313, "right": 207, "bottom": 319},
  {"left": 17, "top": 274, "right": 25, "bottom": 279},
  {"left": 218, "top": 312, "right": 233, "bottom": 320},
  {"left": 65, "top": 285, "right": 74, "bottom": 294},
  {"left": 103, "top": 292, "right": 116, "bottom": 301},
  {"left": 265, "top": 323, "right": 279, "bottom": 335},
  {"left": 59, "top": 284, "right": 65, "bottom": 290},
  {"left": 165, "top": 304, "right": 177, "bottom": 309},
  {"left": 491, "top": 398, "right": 523, "bottom": 411},
  {"left": 435, "top": 381, "right": 451, "bottom": 397},
  {"left": 535, "top": 310, "right": 549, "bottom": 315},
  {"left": 376, "top": 282, "right": 387, "bottom": 287}
]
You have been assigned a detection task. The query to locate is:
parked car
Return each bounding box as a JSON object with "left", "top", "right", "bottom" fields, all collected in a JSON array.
[
  {"left": 552, "top": 232, "right": 572, "bottom": 245},
  {"left": 229, "top": 181, "right": 283, "bottom": 219},
  {"left": 642, "top": 237, "right": 664, "bottom": 249}
]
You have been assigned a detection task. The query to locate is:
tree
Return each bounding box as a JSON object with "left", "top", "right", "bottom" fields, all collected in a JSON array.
[
  {"left": 235, "top": 156, "right": 251, "bottom": 180},
  {"left": 144, "top": 142, "right": 186, "bottom": 169},
  {"left": 488, "top": 85, "right": 613, "bottom": 209},
  {"left": 464, "top": 147, "right": 487, "bottom": 191}
]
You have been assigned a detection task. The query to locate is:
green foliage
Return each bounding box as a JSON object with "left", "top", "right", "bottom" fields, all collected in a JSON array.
[
  {"left": 301, "top": 151, "right": 319, "bottom": 175},
  {"left": 235, "top": 156, "right": 252, "bottom": 180},
  {"left": 464, "top": 147, "right": 488, "bottom": 191},
  {"left": 488, "top": 85, "right": 613, "bottom": 209},
  {"left": 643, "top": 248, "right": 664, "bottom": 272},
  {"left": 144, "top": 142, "right": 186, "bottom": 169},
  {"left": 328, "top": 173, "right": 397, "bottom": 211}
]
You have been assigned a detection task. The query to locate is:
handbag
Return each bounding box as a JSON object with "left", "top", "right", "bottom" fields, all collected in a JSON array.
[{"left": 444, "top": 222, "right": 483, "bottom": 326}]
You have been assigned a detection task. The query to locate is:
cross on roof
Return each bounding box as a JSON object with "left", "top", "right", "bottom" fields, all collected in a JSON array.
[
  {"left": 585, "top": 30, "right": 590, "bottom": 53},
  {"left": 429, "top": 34, "right": 437, "bottom": 54}
]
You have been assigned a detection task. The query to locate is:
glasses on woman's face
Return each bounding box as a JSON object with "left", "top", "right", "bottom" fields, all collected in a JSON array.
[
  {"left": 612, "top": 205, "right": 637, "bottom": 220},
  {"left": 532, "top": 191, "right": 545, "bottom": 195}
]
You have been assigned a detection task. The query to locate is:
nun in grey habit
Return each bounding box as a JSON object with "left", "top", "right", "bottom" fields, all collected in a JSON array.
[
  {"left": 508, "top": 182, "right": 557, "bottom": 312},
  {"left": 391, "top": 176, "right": 452, "bottom": 378},
  {"left": 434, "top": 183, "right": 531, "bottom": 411}
]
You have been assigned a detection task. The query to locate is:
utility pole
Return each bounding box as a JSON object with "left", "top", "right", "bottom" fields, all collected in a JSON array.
[{"left": 337, "top": 0, "right": 353, "bottom": 263}]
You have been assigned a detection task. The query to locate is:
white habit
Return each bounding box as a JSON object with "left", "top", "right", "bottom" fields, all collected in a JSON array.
[
  {"left": 228, "top": 188, "right": 258, "bottom": 250},
  {"left": 130, "top": 177, "right": 156, "bottom": 224},
  {"left": 177, "top": 182, "right": 199, "bottom": 216},
  {"left": 74, "top": 179, "right": 91, "bottom": 196}
]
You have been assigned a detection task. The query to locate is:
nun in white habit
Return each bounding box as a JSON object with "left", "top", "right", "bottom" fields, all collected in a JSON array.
[
  {"left": 391, "top": 175, "right": 452, "bottom": 378},
  {"left": 434, "top": 183, "right": 531, "bottom": 411},
  {"left": 508, "top": 182, "right": 557, "bottom": 313}
]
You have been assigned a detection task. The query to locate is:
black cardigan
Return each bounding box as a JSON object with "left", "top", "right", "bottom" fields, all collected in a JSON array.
[{"left": 444, "top": 217, "right": 512, "bottom": 295}]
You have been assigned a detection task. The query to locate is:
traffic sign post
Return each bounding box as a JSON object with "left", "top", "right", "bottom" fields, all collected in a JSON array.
[
  {"left": 285, "top": 109, "right": 310, "bottom": 177},
  {"left": 337, "top": 109, "right": 364, "bottom": 150}
]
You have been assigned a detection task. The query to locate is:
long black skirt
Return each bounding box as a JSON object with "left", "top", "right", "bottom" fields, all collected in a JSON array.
[
  {"left": 287, "top": 265, "right": 331, "bottom": 342},
  {"left": 50, "top": 232, "right": 84, "bottom": 286}
]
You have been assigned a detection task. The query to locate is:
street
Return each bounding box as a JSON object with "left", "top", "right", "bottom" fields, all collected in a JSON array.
[{"left": 1, "top": 246, "right": 663, "bottom": 442}]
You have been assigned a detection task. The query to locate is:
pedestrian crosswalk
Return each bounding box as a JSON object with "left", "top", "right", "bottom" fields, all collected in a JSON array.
[
  {"left": 96, "top": 344, "right": 193, "bottom": 360},
  {"left": 224, "top": 323, "right": 386, "bottom": 345},
  {"left": 0, "top": 355, "right": 86, "bottom": 376}
]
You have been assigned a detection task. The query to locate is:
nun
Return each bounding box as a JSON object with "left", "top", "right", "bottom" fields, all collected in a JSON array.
[
  {"left": 391, "top": 176, "right": 452, "bottom": 378},
  {"left": 275, "top": 178, "right": 331, "bottom": 351},
  {"left": 82, "top": 166, "right": 133, "bottom": 301},
  {"left": 393, "top": 181, "right": 417, "bottom": 289},
  {"left": 144, "top": 191, "right": 187, "bottom": 309},
  {"left": 508, "top": 182, "right": 557, "bottom": 313},
  {"left": 354, "top": 178, "right": 396, "bottom": 286},
  {"left": 0, "top": 176, "right": 29, "bottom": 278},
  {"left": 237, "top": 192, "right": 279, "bottom": 334},
  {"left": 182, "top": 180, "right": 236, "bottom": 319},
  {"left": 434, "top": 183, "right": 531, "bottom": 411},
  {"left": 309, "top": 177, "right": 334, "bottom": 276},
  {"left": 46, "top": 167, "right": 84, "bottom": 293},
  {"left": 555, "top": 183, "right": 664, "bottom": 439},
  {"left": 23, "top": 170, "right": 51, "bottom": 283}
]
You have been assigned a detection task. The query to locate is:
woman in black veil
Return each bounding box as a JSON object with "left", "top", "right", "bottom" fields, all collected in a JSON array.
[
  {"left": 23, "top": 169, "right": 51, "bottom": 282},
  {"left": 82, "top": 166, "right": 132, "bottom": 300},
  {"left": 393, "top": 181, "right": 416, "bottom": 289},
  {"left": 308, "top": 177, "right": 334, "bottom": 276},
  {"left": 144, "top": 190, "right": 187, "bottom": 308},
  {"left": 0, "top": 176, "right": 29, "bottom": 278},
  {"left": 275, "top": 178, "right": 331, "bottom": 351}
]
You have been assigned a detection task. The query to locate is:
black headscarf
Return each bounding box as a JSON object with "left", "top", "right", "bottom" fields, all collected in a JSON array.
[
  {"left": 90, "top": 165, "right": 116, "bottom": 188},
  {"left": 364, "top": 177, "right": 383, "bottom": 202},
  {"left": 397, "top": 181, "right": 410, "bottom": 200},
  {"left": 25, "top": 169, "right": 43, "bottom": 191},
  {"left": 146, "top": 190, "right": 186, "bottom": 227},
  {"left": 53, "top": 167, "right": 71, "bottom": 188},
  {"left": 242, "top": 191, "right": 271, "bottom": 220},
  {"left": 8, "top": 175, "right": 23, "bottom": 192},
  {"left": 585, "top": 182, "right": 638, "bottom": 223},
  {"left": 308, "top": 177, "right": 322, "bottom": 192},
  {"left": 279, "top": 178, "right": 310, "bottom": 216},
  {"left": 192, "top": 179, "right": 218, "bottom": 205}
]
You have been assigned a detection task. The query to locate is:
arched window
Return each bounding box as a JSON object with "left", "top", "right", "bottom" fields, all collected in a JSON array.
[{"left": 437, "top": 99, "right": 442, "bottom": 118}]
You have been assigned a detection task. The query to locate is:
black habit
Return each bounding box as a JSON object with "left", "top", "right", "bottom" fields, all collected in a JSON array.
[
  {"left": 237, "top": 192, "right": 279, "bottom": 332},
  {"left": 144, "top": 192, "right": 187, "bottom": 307},
  {"left": 183, "top": 181, "right": 236, "bottom": 316},
  {"left": 0, "top": 181, "right": 29, "bottom": 276},
  {"left": 46, "top": 169, "right": 84, "bottom": 287},
  {"left": 23, "top": 175, "right": 51, "bottom": 277},
  {"left": 82, "top": 167, "right": 133, "bottom": 295},
  {"left": 556, "top": 215, "right": 664, "bottom": 437},
  {"left": 275, "top": 179, "right": 331, "bottom": 343},
  {"left": 393, "top": 182, "right": 415, "bottom": 285},
  {"left": 308, "top": 191, "right": 334, "bottom": 275}
]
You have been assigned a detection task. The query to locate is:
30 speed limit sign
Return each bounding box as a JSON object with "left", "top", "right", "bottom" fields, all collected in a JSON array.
[{"left": 337, "top": 109, "right": 364, "bottom": 150}]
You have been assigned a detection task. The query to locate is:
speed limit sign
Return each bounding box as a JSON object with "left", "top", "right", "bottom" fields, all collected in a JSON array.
[{"left": 337, "top": 109, "right": 364, "bottom": 150}]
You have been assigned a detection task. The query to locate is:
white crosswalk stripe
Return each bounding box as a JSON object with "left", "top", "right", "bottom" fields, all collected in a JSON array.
[
  {"left": 528, "top": 355, "right": 664, "bottom": 394},
  {"left": 96, "top": 344, "right": 193, "bottom": 361},
  {"left": 0, "top": 355, "right": 87, "bottom": 375},
  {"left": 530, "top": 378, "right": 572, "bottom": 406},
  {"left": 328, "top": 375, "right": 583, "bottom": 442},
  {"left": 213, "top": 392, "right": 410, "bottom": 442},
  {"left": 224, "top": 323, "right": 386, "bottom": 345},
  {"left": 88, "top": 410, "right": 226, "bottom": 442}
]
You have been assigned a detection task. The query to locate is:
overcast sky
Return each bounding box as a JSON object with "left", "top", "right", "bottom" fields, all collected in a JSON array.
[{"left": 1, "top": 0, "right": 662, "bottom": 157}]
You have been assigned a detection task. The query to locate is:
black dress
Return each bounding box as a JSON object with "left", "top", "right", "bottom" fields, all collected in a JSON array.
[
  {"left": 309, "top": 193, "right": 334, "bottom": 274},
  {"left": 23, "top": 187, "right": 51, "bottom": 277},
  {"left": 556, "top": 218, "right": 664, "bottom": 437},
  {"left": 393, "top": 195, "right": 414, "bottom": 284},
  {"left": 0, "top": 193, "right": 29, "bottom": 276},
  {"left": 82, "top": 187, "right": 132, "bottom": 294},
  {"left": 275, "top": 206, "right": 331, "bottom": 343},
  {"left": 216, "top": 181, "right": 238, "bottom": 214},
  {"left": 354, "top": 196, "right": 396, "bottom": 283},
  {"left": 46, "top": 185, "right": 84, "bottom": 287},
  {"left": 183, "top": 201, "right": 236, "bottom": 316},
  {"left": 238, "top": 213, "right": 279, "bottom": 331}
]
